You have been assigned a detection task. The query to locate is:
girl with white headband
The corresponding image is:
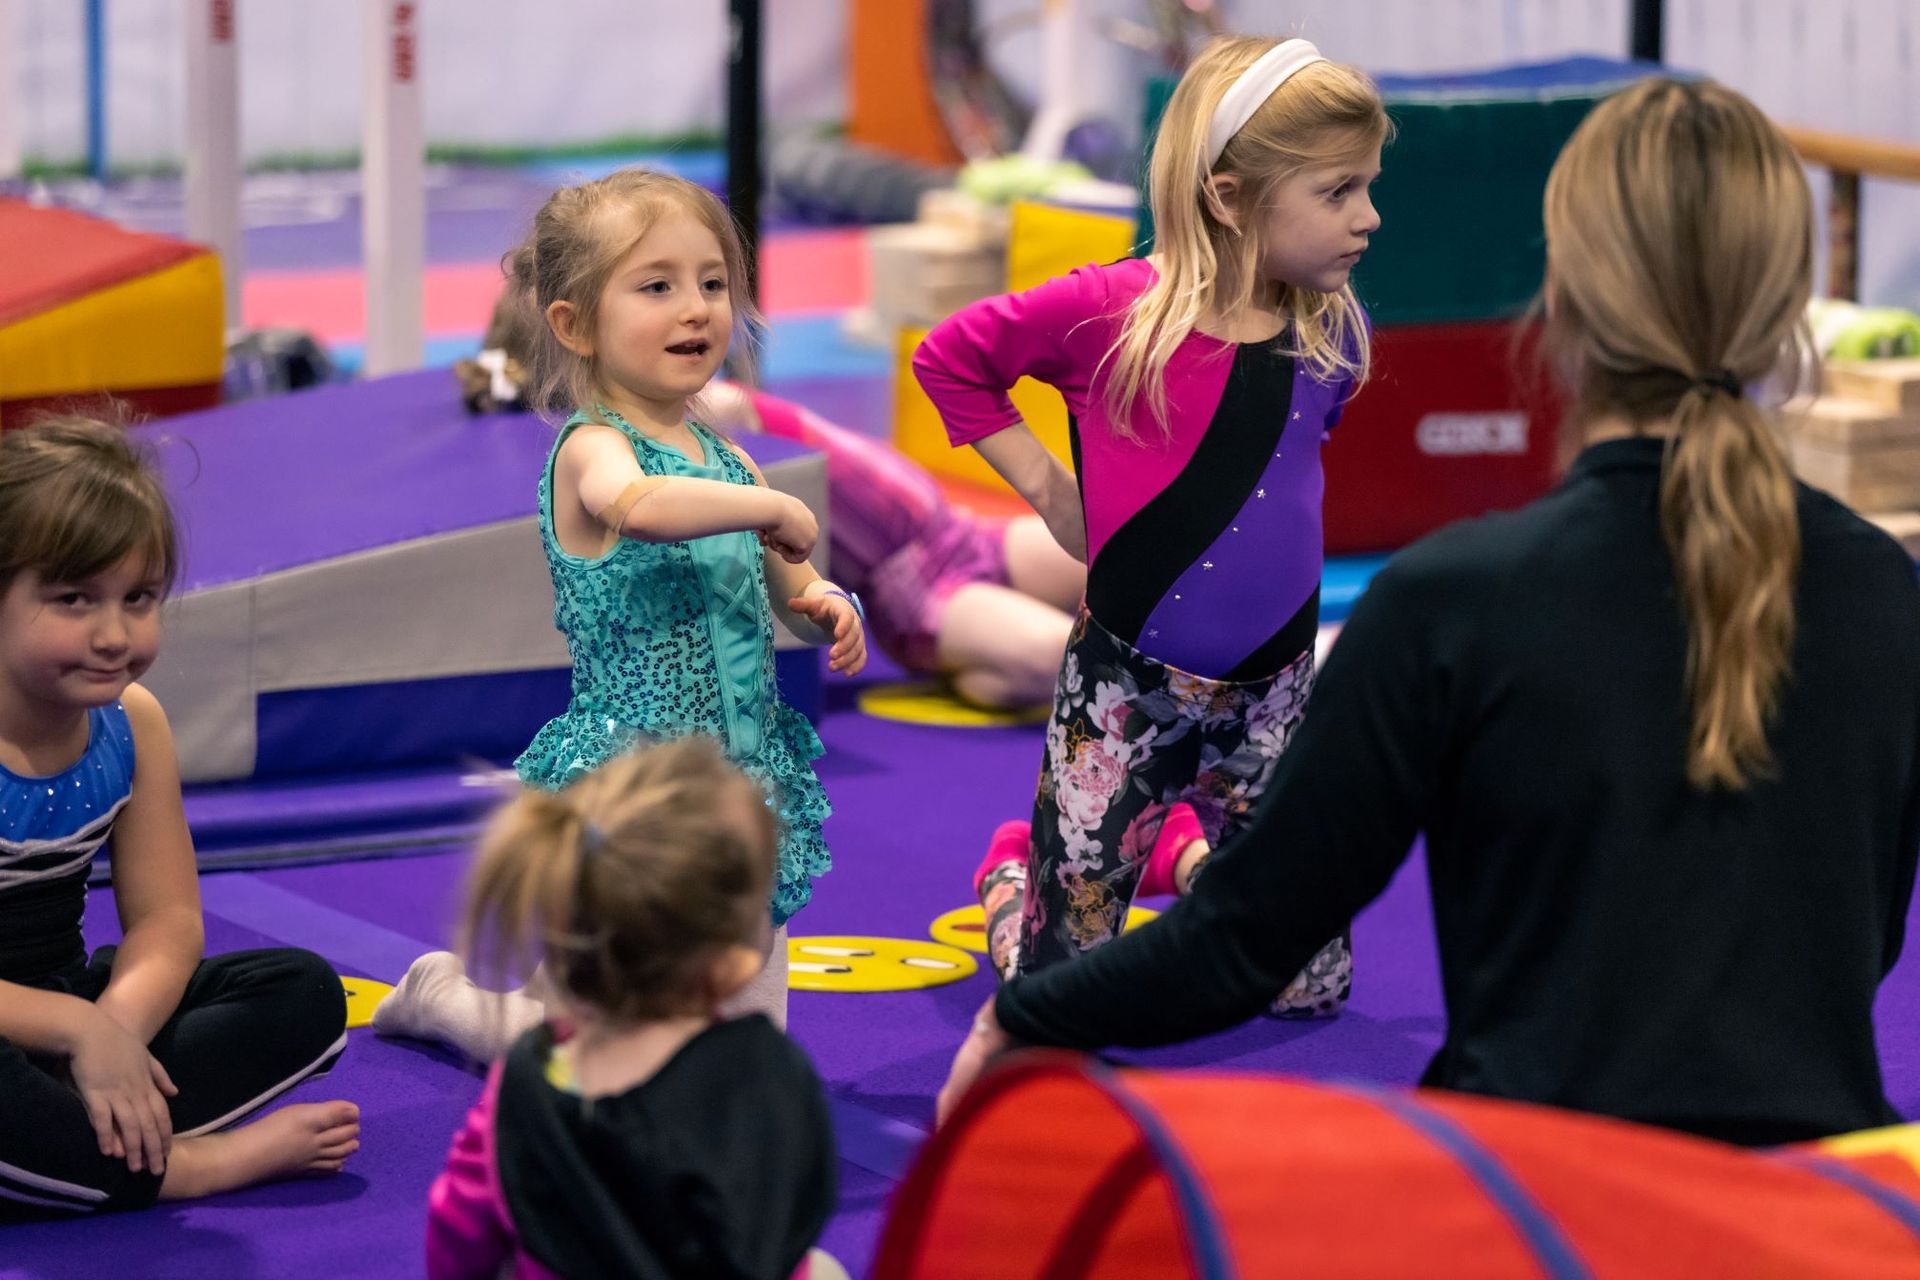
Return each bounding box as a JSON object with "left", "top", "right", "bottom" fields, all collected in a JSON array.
[{"left": 914, "top": 35, "right": 1386, "bottom": 1011}]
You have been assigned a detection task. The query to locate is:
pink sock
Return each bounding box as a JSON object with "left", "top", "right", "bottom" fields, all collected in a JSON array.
[
  {"left": 973, "top": 819, "right": 1032, "bottom": 896},
  {"left": 1137, "top": 802, "right": 1205, "bottom": 898}
]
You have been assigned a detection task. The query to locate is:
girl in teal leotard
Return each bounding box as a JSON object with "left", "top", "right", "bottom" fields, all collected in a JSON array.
[{"left": 375, "top": 170, "right": 865, "bottom": 1055}]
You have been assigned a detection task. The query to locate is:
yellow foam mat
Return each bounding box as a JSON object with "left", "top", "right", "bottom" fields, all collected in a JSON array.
[
  {"left": 0, "top": 253, "right": 224, "bottom": 400},
  {"left": 857, "top": 680, "right": 1050, "bottom": 728},
  {"left": 341, "top": 976, "right": 396, "bottom": 1030},
  {"left": 787, "top": 936, "right": 979, "bottom": 992},
  {"left": 892, "top": 202, "right": 1136, "bottom": 494},
  {"left": 1004, "top": 201, "right": 1137, "bottom": 293},
  {"left": 930, "top": 902, "right": 1159, "bottom": 955},
  {"left": 1818, "top": 1122, "right": 1920, "bottom": 1178}
]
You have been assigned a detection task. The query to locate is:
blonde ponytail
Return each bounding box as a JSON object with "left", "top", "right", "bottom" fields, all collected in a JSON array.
[
  {"left": 1544, "top": 78, "right": 1815, "bottom": 789},
  {"left": 1660, "top": 392, "right": 1801, "bottom": 788}
]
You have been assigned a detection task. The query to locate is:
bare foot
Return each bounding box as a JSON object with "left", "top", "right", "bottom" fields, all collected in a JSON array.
[{"left": 159, "top": 1101, "right": 360, "bottom": 1201}]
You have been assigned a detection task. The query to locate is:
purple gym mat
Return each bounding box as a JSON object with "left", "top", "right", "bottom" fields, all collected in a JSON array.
[
  {"left": 13, "top": 655, "right": 1920, "bottom": 1279},
  {"left": 146, "top": 371, "right": 815, "bottom": 591}
]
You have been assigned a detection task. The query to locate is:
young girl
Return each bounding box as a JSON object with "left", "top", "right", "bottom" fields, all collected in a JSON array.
[
  {"left": 376, "top": 169, "right": 866, "bottom": 1054},
  {"left": 425, "top": 739, "right": 836, "bottom": 1280},
  {"left": 0, "top": 416, "right": 359, "bottom": 1217},
  {"left": 457, "top": 290, "right": 1083, "bottom": 708},
  {"left": 914, "top": 35, "right": 1383, "bottom": 1007}
]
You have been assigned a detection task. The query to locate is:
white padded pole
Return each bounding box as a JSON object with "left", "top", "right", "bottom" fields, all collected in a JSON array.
[
  {"left": 0, "top": 0, "right": 21, "bottom": 181},
  {"left": 184, "top": 0, "right": 242, "bottom": 325},
  {"left": 361, "top": 0, "right": 424, "bottom": 375}
]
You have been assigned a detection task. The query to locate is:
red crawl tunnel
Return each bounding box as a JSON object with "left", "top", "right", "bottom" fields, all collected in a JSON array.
[{"left": 872, "top": 1053, "right": 1920, "bottom": 1279}]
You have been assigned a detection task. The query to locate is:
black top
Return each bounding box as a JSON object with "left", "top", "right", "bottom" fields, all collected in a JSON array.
[
  {"left": 998, "top": 436, "right": 1920, "bottom": 1146},
  {"left": 497, "top": 1015, "right": 836, "bottom": 1279}
]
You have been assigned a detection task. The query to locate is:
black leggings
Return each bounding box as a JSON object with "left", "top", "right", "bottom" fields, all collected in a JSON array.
[{"left": 0, "top": 947, "right": 347, "bottom": 1217}]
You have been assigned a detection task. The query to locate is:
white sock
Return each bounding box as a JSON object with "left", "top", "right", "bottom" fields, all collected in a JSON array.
[{"left": 371, "top": 951, "right": 546, "bottom": 1062}]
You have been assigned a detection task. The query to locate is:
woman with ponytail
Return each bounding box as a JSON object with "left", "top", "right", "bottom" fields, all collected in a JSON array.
[
  {"left": 939, "top": 77, "right": 1920, "bottom": 1148},
  {"left": 915, "top": 35, "right": 1387, "bottom": 1012},
  {"left": 426, "top": 739, "right": 836, "bottom": 1280}
]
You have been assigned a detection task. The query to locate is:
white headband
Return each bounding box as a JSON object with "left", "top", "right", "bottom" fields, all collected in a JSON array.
[{"left": 1205, "top": 39, "right": 1328, "bottom": 167}]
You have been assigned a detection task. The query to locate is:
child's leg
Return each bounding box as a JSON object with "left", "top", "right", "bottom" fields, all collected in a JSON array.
[
  {"left": 719, "top": 924, "right": 790, "bottom": 1029},
  {"left": 373, "top": 951, "right": 546, "bottom": 1062},
  {"left": 1184, "top": 651, "right": 1351, "bottom": 1019},
  {"left": 1015, "top": 619, "right": 1202, "bottom": 977},
  {"left": 1001, "top": 515, "right": 1087, "bottom": 614},
  {"left": 0, "top": 948, "right": 360, "bottom": 1219},
  {"left": 144, "top": 948, "right": 348, "bottom": 1136},
  {"left": 0, "top": 1036, "right": 164, "bottom": 1217},
  {"left": 935, "top": 583, "right": 1074, "bottom": 709},
  {"left": 976, "top": 820, "right": 1033, "bottom": 981}
]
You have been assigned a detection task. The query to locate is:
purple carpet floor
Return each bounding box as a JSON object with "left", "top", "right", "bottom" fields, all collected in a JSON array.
[{"left": 9, "top": 656, "right": 1920, "bottom": 1278}]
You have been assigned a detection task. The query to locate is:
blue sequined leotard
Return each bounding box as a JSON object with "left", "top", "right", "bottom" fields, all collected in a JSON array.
[
  {"left": 515, "top": 409, "right": 831, "bottom": 925},
  {"left": 0, "top": 703, "right": 135, "bottom": 983}
]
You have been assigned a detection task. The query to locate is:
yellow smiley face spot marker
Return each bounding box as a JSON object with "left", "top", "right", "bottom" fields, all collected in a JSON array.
[
  {"left": 929, "top": 903, "right": 1160, "bottom": 954},
  {"left": 340, "top": 976, "right": 396, "bottom": 1029},
  {"left": 857, "top": 681, "right": 1051, "bottom": 728},
  {"left": 787, "top": 936, "right": 980, "bottom": 992}
]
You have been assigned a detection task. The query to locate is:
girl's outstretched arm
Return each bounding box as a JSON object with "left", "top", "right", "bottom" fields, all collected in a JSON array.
[
  {"left": 96, "top": 684, "right": 204, "bottom": 1046},
  {"left": 721, "top": 441, "right": 868, "bottom": 676},
  {"left": 562, "top": 424, "right": 816, "bottom": 559}
]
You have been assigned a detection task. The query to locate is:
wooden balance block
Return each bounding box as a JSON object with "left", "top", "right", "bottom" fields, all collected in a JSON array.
[{"left": 1787, "top": 361, "right": 1920, "bottom": 515}]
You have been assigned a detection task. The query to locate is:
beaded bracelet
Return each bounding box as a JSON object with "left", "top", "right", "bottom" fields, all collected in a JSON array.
[{"left": 819, "top": 586, "right": 864, "bottom": 623}]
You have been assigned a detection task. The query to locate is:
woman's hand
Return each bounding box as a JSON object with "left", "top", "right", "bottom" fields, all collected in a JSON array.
[
  {"left": 936, "top": 995, "right": 1015, "bottom": 1126},
  {"left": 787, "top": 589, "right": 868, "bottom": 676},
  {"left": 760, "top": 494, "right": 819, "bottom": 564},
  {"left": 69, "top": 1006, "right": 177, "bottom": 1174}
]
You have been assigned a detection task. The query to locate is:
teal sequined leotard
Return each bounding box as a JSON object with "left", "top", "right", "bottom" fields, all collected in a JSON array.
[{"left": 515, "top": 409, "right": 831, "bottom": 925}]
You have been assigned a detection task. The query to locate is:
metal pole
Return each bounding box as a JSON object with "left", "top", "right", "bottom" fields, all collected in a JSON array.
[
  {"left": 85, "top": 0, "right": 106, "bottom": 178},
  {"left": 726, "top": 0, "right": 761, "bottom": 305},
  {"left": 1628, "top": 0, "right": 1664, "bottom": 63}
]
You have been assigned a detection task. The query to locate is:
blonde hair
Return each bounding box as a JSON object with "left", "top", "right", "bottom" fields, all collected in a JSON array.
[
  {"left": 1543, "top": 78, "right": 1814, "bottom": 790},
  {"left": 459, "top": 737, "right": 776, "bottom": 1022},
  {"left": 504, "top": 169, "right": 763, "bottom": 422},
  {"left": 0, "top": 413, "right": 178, "bottom": 596},
  {"left": 1107, "top": 35, "right": 1387, "bottom": 440}
]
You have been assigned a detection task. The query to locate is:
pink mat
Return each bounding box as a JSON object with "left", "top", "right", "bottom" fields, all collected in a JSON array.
[{"left": 242, "top": 229, "right": 870, "bottom": 343}]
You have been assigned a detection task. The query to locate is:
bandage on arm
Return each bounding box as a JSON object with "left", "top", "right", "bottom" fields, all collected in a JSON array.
[{"left": 595, "top": 476, "right": 669, "bottom": 534}]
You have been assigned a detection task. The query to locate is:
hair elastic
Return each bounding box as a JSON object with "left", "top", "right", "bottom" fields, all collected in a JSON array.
[
  {"left": 1206, "top": 38, "right": 1328, "bottom": 167},
  {"left": 1693, "top": 369, "right": 1744, "bottom": 398},
  {"left": 579, "top": 819, "right": 607, "bottom": 860}
]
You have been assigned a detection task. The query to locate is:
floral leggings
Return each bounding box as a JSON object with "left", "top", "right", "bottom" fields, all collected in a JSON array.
[{"left": 984, "top": 608, "right": 1351, "bottom": 1016}]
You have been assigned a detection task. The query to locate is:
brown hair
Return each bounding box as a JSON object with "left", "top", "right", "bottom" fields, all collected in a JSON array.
[
  {"left": 0, "top": 414, "right": 179, "bottom": 596},
  {"left": 458, "top": 736, "right": 776, "bottom": 1022},
  {"left": 1106, "top": 36, "right": 1388, "bottom": 440},
  {"left": 503, "top": 169, "right": 763, "bottom": 422},
  {"left": 1543, "top": 78, "right": 1814, "bottom": 789},
  {"left": 453, "top": 286, "right": 546, "bottom": 414}
]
